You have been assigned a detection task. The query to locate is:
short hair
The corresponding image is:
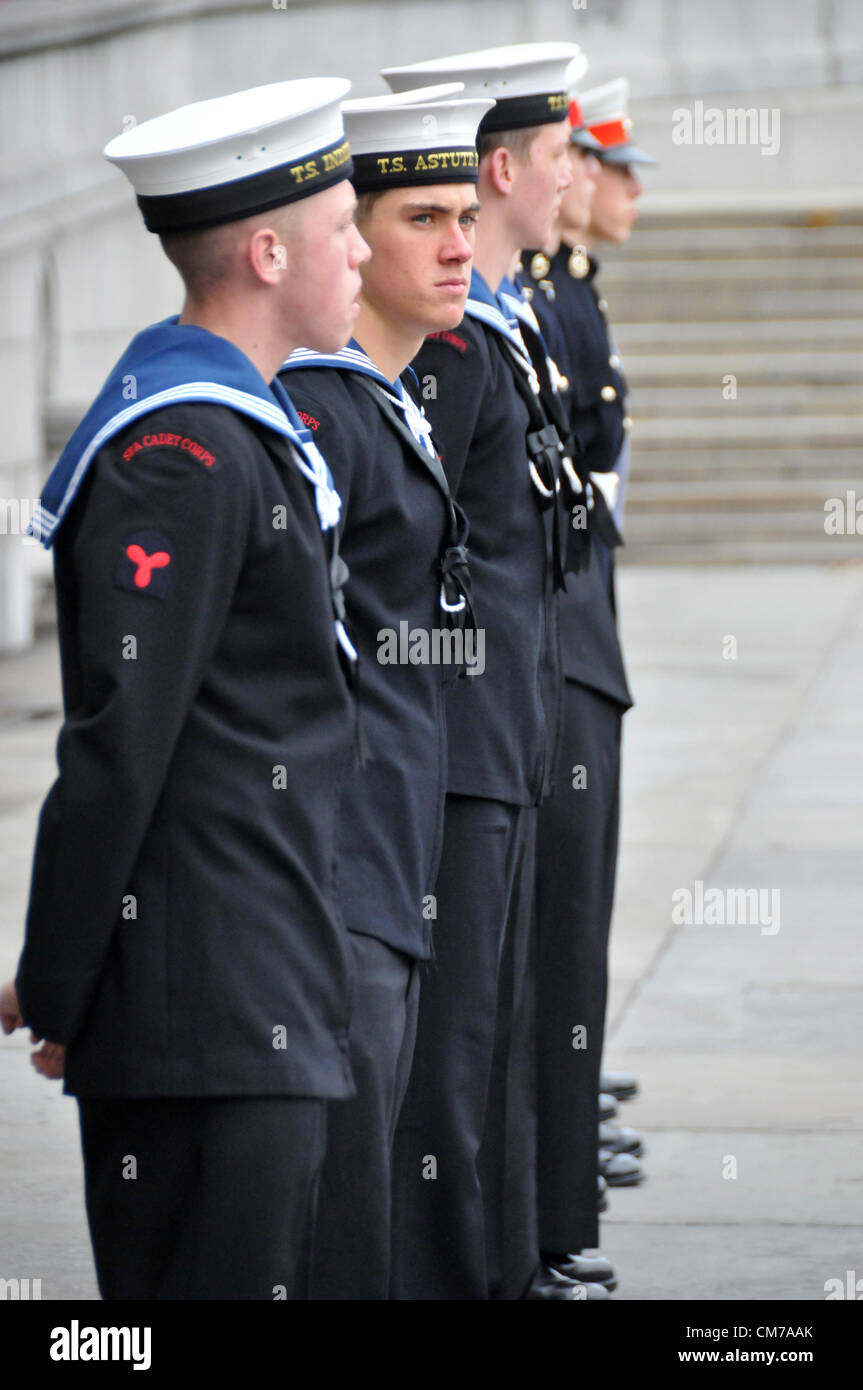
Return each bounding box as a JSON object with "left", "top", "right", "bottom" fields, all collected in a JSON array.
[
  {"left": 159, "top": 223, "right": 239, "bottom": 298},
  {"left": 476, "top": 123, "right": 545, "bottom": 166},
  {"left": 354, "top": 190, "right": 385, "bottom": 225},
  {"left": 160, "top": 203, "right": 301, "bottom": 298}
]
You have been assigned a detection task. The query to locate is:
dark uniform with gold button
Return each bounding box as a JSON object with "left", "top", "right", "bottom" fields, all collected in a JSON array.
[
  {"left": 382, "top": 41, "right": 593, "bottom": 1304},
  {"left": 523, "top": 241, "right": 636, "bottom": 1257}
]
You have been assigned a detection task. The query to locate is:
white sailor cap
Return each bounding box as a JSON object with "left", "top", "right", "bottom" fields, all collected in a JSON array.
[
  {"left": 103, "top": 78, "right": 354, "bottom": 235},
  {"left": 343, "top": 83, "right": 495, "bottom": 192},
  {"left": 574, "top": 78, "right": 656, "bottom": 166},
  {"left": 381, "top": 43, "right": 581, "bottom": 135},
  {"left": 564, "top": 55, "right": 603, "bottom": 153}
]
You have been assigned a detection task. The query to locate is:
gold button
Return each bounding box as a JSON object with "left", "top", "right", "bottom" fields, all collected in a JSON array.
[
  {"left": 598, "top": 297, "right": 609, "bottom": 311},
  {"left": 567, "top": 246, "right": 589, "bottom": 278},
  {"left": 538, "top": 278, "right": 556, "bottom": 302},
  {"left": 530, "top": 251, "right": 551, "bottom": 280},
  {"left": 601, "top": 385, "right": 617, "bottom": 402},
  {"left": 609, "top": 353, "right": 620, "bottom": 368},
  {"left": 622, "top": 415, "right": 632, "bottom": 430},
  {"left": 558, "top": 375, "right": 570, "bottom": 391},
  {"left": 522, "top": 285, "right": 534, "bottom": 301}
]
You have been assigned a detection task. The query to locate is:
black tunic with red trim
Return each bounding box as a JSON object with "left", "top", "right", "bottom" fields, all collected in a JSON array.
[{"left": 16, "top": 402, "right": 356, "bottom": 1099}]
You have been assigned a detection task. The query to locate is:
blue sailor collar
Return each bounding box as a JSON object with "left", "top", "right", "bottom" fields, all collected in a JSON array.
[
  {"left": 463, "top": 268, "right": 530, "bottom": 353},
  {"left": 500, "top": 273, "right": 569, "bottom": 396},
  {"left": 465, "top": 268, "right": 541, "bottom": 397},
  {"left": 282, "top": 339, "right": 436, "bottom": 459},
  {"left": 499, "top": 274, "right": 544, "bottom": 338},
  {"left": 32, "top": 317, "right": 342, "bottom": 547}
]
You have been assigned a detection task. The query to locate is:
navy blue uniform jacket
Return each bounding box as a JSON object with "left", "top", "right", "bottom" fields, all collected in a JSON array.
[
  {"left": 16, "top": 401, "right": 357, "bottom": 1099},
  {"left": 282, "top": 355, "right": 461, "bottom": 961},
  {"left": 409, "top": 290, "right": 559, "bottom": 807},
  {"left": 525, "top": 249, "right": 633, "bottom": 712}
]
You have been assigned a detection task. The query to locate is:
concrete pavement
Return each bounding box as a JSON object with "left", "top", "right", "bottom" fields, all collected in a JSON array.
[
  {"left": 1, "top": 563, "right": 861, "bottom": 1300},
  {"left": 603, "top": 561, "right": 863, "bottom": 1299}
]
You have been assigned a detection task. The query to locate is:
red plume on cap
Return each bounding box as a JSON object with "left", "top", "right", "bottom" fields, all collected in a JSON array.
[
  {"left": 568, "top": 97, "right": 584, "bottom": 128},
  {"left": 588, "top": 116, "right": 632, "bottom": 148}
]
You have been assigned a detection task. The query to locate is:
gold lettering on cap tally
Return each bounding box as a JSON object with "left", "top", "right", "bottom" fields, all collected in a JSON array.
[
  {"left": 289, "top": 158, "right": 320, "bottom": 184},
  {"left": 322, "top": 139, "right": 351, "bottom": 173}
]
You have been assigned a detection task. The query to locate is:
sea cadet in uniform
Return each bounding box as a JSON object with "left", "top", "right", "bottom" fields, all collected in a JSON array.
[
  {"left": 382, "top": 43, "right": 608, "bottom": 1302},
  {"left": 524, "top": 75, "right": 655, "bottom": 1283},
  {"left": 0, "top": 80, "right": 372, "bottom": 1299},
  {"left": 278, "top": 84, "right": 489, "bottom": 1300}
]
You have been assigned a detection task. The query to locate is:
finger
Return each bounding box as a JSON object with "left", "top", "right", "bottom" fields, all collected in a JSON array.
[{"left": 31, "top": 1049, "right": 64, "bottom": 1079}]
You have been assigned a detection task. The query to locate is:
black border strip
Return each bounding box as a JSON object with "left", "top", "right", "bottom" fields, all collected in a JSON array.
[{"left": 137, "top": 136, "right": 353, "bottom": 233}]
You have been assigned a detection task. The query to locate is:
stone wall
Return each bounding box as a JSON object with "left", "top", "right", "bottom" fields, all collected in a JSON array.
[{"left": 1, "top": 0, "right": 861, "bottom": 646}]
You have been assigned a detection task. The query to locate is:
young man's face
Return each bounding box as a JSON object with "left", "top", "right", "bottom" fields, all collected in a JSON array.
[
  {"left": 588, "top": 162, "right": 642, "bottom": 244},
  {"left": 356, "top": 184, "right": 479, "bottom": 338},
  {"left": 283, "top": 180, "right": 371, "bottom": 352},
  {"left": 557, "top": 144, "right": 600, "bottom": 235},
  {"left": 511, "top": 119, "right": 572, "bottom": 250}
]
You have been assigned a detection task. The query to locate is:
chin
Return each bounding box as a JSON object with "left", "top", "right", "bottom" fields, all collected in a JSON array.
[
  {"left": 308, "top": 324, "right": 353, "bottom": 355},
  {"left": 434, "top": 302, "right": 468, "bottom": 331}
]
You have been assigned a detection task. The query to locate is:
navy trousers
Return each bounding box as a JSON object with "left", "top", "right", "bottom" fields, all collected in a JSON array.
[
  {"left": 390, "top": 795, "right": 538, "bottom": 1300},
  {"left": 79, "top": 1095, "right": 326, "bottom": 1299},
  {"left": 310, "top": 932, "right": 420, "bottom": 1299},
  {"left": 534, "top": 680, "right": 622, "bottom": 1253}
]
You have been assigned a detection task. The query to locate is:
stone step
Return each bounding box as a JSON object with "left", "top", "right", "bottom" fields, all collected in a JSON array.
[
  {"left": 631, "top": 447, "right": 859, "bottom": 482},
  {"left": 620, "top": 537, "right": 861, "bottom": 565},
  {"left": 601, "top": 288, "right": 863, "bottom": 322},
  {"left": 625, "top": 476, "right": 859, "bottom": 512},
  {"left": 622, "top": 507, "right": 861, "bottom": 542},
  {"left": 601, "top": 257, "right": 863, "bottom": 289},
  {"left": 630, "top": 384, "right": 863, "bottom": 418},
  {"left": 612, "top": 319, "right": 861, "bottom": 353},
  {"left": 601, "top": 224, "right": 863, "bottom": 261},
  {"left": 624, "top": 351, "right": 863, "bottom": 387},
  {"left": 628, "top": 414, "right": 862, "bottom": 448}
]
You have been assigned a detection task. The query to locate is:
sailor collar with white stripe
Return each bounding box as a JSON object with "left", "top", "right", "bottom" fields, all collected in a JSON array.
[
  {"left": 282, "top": 340, "right": 436, "bottom": 458},
  {"left": 464, "top": 269, "right": 541, "bottom": 394},
  {"left": 30, "top": 318, "right": 343, "bottom": 546},
  {"left": 498, "top": 275, "right": 543, "bottom": 338},
  {"left": 464, "top": 269, "right": 521, "bottom": 345}
]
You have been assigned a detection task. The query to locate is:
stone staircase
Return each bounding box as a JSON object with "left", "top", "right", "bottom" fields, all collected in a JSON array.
[{"left": 601, "top": 211, "right": 863, "bottom": 564}]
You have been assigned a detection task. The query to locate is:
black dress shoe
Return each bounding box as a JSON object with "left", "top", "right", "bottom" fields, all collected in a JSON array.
[
  {"left": 600, "top": 1070, "right": 639, "bottom": 1101},
  {"left": 599, "top": 1121, "right": 646, "bottom": 1158},
  {"left": 524, "top": 1265, "right": 610, "bottom": 1301},
  {"left": 599, "top": 1148, "right": 644, "bottom": 1187},
  {"left": 542, "top": 1251, "right": 617, "bottom": 1292},
  {"left": 597, "top": 1175, "right": 608, "bottom": 1212},
  {"left": 599, "top": 1093, "right": 618, "bottom": 1122}
]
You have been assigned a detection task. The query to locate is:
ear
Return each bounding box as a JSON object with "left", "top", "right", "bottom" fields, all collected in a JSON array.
[
  {"left": 485, "top": 145, "right": 516, "bottom": 198},
  {"left": 247, "top": 225, "right": 288, "bottom": 285}
]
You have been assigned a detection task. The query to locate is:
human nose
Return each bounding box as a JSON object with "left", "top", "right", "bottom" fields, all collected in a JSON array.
[
  {"left": 443, "top": 222, "right": 474, "bottom": 263},
  {"left": 350, "top": 224, "right": 372, "bottom": 267}
]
